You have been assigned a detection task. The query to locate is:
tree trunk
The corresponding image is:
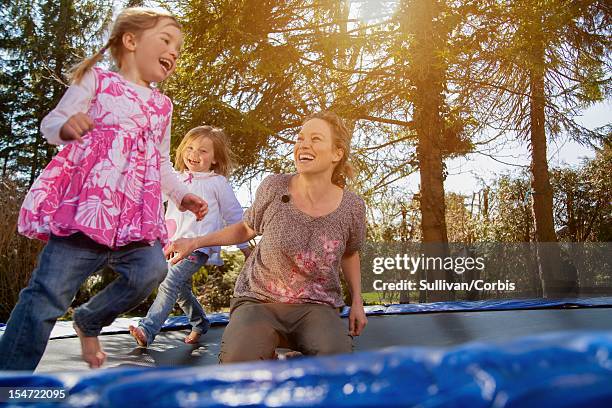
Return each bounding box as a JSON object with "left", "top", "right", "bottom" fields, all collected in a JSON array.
[
  {"left": 29, "top": 143, "right": 39, "bottom": 185},
  {"left": 399, "top": 209, "right": 411, "bottom": 303},
  {"left": 408, "top": 0, "right": 452, "bottom": 302},
  {"left": 528, "top": 15, "right": 574, "bottom": 297}
]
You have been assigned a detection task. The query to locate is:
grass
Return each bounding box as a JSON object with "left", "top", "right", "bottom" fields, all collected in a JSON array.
[{"left": 361, "top": 291, "right": 423, "bottom": 305}]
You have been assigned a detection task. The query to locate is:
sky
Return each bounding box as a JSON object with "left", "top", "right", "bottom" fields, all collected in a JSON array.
[
  {"left": 443, "top": 101, "right": 610, "bottom": 194},
  {"left": 233, "top": 100, "right": 610, "bottom": 207}
]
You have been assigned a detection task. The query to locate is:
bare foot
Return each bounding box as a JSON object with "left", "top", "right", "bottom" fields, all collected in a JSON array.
[
  {"left": 184, "top": 331, "right": 201, "bottom": 345},
  {"left": 129, "top": 325, "right": 148, "bottom": 347},
  {"left": 276, "top": 350, "right": 303, "bottom": 360},
  {"left": 73, "top": 323, "right": 106, "bottom": 368},
  {"left": 284, "top": 351, "right": 303, "bottom": 358}
]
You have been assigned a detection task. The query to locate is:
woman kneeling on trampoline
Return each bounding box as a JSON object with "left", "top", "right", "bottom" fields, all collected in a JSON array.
[{"left": 165, "top": 111, "right": 367, "bottom": 362}]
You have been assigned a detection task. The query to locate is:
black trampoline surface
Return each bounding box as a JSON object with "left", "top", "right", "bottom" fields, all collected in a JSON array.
[{"left": 35, "top": 307, "right": 612, "bottom": 373}]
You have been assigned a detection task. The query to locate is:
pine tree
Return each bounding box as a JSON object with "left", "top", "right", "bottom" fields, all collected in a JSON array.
[
  {"left": 0, "top": 0, "right": 113, "bottom": 184},
  {"left": 464, "top": 0, "right": 610, "bottom": 296}
]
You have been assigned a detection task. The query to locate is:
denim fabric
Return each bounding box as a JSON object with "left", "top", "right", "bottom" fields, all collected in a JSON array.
[
  {"left": 138, "top": 252, "right": 210, "bottom": 345},
  {"left": 0, "top": 234, "right": 168, "bottom": 371}
]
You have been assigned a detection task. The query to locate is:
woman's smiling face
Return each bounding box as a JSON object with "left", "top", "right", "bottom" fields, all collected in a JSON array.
[{"left": 294, "top": 118, "right": 343, "bottom": 178}]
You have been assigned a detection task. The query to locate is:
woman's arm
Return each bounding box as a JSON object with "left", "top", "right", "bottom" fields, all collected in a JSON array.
[
  {"left": 165, "top": 221, "right": 256, "bottom": 265},
  {"left": 341, "top": 250, "right": 368, "bottom": 336}
]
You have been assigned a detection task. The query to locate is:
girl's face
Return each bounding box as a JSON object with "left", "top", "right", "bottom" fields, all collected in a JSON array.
[
  {"left": 294, "top": 118, "right": 343, "bottom": 177},
  {"left": 127, "top": 18, "right": 183, "bottom": 84},
  {"left": 183, "top": 136, "right": 215, "bottom": 173}
]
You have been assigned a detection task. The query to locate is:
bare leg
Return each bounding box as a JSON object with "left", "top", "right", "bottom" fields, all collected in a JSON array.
[
  {"left": 184, "top": 331, "right": 201, "bottom": 344},
  {"left": 73, "top": 323, "right": 106, "bottom": 368}
]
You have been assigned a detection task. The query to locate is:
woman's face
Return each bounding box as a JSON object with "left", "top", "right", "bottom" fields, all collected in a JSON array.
[{"left": 294, "top": 118, "right": 343, "bottom": 177}]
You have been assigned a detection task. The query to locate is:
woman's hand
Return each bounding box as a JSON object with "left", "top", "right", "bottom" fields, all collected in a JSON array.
[
  {"left": 341, "top": 251, "right": 367, "bottom": 336},
  {"left": 179, "top": 193, "right": 208, "bottom": 221},
  {"left": 348, "top": 300, "right": 367, "bottom": 336},
  {"left": 60, "top": 112, "right": 94, "bottom": 143},
  {"left": 164, "top": 237, "right": 198, "bottom": 265}
]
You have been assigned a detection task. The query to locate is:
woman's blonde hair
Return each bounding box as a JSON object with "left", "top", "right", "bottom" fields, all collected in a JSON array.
[
  {"left": 69, "top": 7, "right": 181, "bottom": 83},
  {"left": 303, "top": 111, "right": 355, "bottom": 188},
  {"left": 175, "top": 126, "right": 234, "bottom": 177}
]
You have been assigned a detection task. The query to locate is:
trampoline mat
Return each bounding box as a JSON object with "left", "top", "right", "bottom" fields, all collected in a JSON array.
[{"left": 36, "top": 307, "right": 612, "bottom": 373}]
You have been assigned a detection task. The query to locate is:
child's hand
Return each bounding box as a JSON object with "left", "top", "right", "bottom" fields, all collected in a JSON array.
[
  {"left": 179, "top": 193, "right": 208, "bottom": 221},
  {"left": 60, "top": 112, "right": 94, "bottom": 143},
  {"left": 164, "top": 238, "right": 196, "bottom": 265}
]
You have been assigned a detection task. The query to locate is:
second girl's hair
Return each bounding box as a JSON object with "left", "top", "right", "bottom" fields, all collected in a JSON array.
[
  {"left": 303, "top": 111, "right": 355, "bottom": 188},
  {"left": 69, "top": 7, "right": 181, "bottom": 83},
  {"left": 175, "top": 126, "right": 234, "bottom": 177}
]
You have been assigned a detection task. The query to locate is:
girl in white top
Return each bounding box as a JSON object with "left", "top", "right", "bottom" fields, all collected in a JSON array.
[{"left": 130, "top": 125, "right": 250, "bottom": 346}]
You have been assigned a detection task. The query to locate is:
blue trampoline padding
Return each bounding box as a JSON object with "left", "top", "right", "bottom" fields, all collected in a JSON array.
[
  {"left": 164, "top": 297, "right": 612, "bottom": 330},
  {"left": 1, "top": 330, "right": 611, "bottom": 407},
  {"left": 1, "top": 297, "right": 611, "bottom": 340},
  {"left": 355, "top": 296, "right": 612, "bottom": 316}
]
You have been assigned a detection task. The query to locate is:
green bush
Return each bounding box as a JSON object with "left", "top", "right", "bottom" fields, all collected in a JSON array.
[{"left": 197, "top": 250, "right": 245, "bottom": 312}]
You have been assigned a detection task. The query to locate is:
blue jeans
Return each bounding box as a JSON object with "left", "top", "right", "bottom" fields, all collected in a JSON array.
[
  {"left": 138, "top": 251, "right": 210, "bottom": 345},
  {"left": 0, "top": 234, "right": 168, "bottom": 371}
]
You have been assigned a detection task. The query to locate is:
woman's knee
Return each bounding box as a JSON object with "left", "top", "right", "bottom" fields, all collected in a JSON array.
[
  {"left": 219, "top": 336, "right": 277, "bottom": 363},
  {"left": 294, "top": 307, "right": 352, "bottom": 356},
  {"left": 308, "top": 334, "right": 352, "bottom": 355},
  {"left": 219, "top": 321, "right": 279, "bottom": 363}
]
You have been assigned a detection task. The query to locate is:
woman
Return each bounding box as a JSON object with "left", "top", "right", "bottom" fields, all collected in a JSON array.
[{"left": 165, "top": 111, "right": 367, "bottom": 362}]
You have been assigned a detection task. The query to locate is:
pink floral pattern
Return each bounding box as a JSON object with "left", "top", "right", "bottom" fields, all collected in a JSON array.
[
  {"left": 18, "top": 68, "right": 171, "bottom": 248},
  {"left": 165, "top": 219, "right": 177, "bottom": 240},
  {"left": 234, "top": 174, "right": 366, "bottom": 307},
  {"left": 260, "top": 235, "right": 341, "bottom": 304}
]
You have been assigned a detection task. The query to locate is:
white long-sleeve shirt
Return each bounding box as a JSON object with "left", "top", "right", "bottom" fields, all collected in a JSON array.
[
  {"left": 165, "top": 171, "right": 248, "bottom": 266},
  {"left": 40, "top": 69, "right": 189, "bottom": 207}
]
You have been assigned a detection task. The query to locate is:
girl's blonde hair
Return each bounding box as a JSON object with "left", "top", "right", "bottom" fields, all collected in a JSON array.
[
  {"left": 303, "top": 111, "right": 355, "bottom": 188},
  {"left": 175, "top": 126, "right": 234, "bottom": 177},
  {"left": 69, "top": 7, "right": 181, "bottom": 83}
]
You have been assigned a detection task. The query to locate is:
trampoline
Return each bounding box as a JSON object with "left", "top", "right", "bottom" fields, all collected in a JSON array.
[{"left": 1, "top": 297, "right": 612, "bottom": 407}]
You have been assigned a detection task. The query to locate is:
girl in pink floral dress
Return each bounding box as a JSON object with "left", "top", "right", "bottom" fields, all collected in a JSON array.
[{"left": 0, "top": 7, "right": 207, "bottom": 371}]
